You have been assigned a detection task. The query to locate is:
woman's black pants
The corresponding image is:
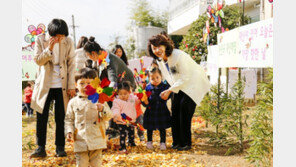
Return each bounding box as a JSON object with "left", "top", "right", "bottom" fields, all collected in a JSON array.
[
  {"left": 171, "top": 91, "right": 196, "bottom": 147},
  {"left": 36, "top": 88, "right": 65, "bottom": 148}
]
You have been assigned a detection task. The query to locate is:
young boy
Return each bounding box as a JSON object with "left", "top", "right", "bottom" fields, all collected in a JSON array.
[{"left": 65, "top": 68, "right": 112, "bottom": 167}]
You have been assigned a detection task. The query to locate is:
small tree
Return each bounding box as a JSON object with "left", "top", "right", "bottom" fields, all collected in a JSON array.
[
  {"left": 198, "top": 84, "right": 230, "bottom": 146},
  {"left": 246, "top": 68, "right": 273, "bottom": 167},
  {"left": 223, "top": 78, "right": 248, "bottom": 154},
  {"left": 179, "top": 5, "right": 250, "bottom": 64}
]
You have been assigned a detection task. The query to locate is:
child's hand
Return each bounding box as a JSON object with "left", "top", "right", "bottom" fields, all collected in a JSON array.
[
  {"left": 96, "top": 103, "right": 104, "bottom": 112},
  {"left": 143, "top": 98, "right": 149, "bottom": 105},
  {"left": 160, "top": 90, "right": 172, "bottom": 100},
  {"left": 67, "top": 132, "right": 72, "bottom": 141}
]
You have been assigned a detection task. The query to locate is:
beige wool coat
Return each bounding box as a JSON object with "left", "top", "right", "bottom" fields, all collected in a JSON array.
[
  {"left": 65, "top": 96, "right": 113, "bottom": 152},
  {"left": 31, "top": 33, "right": 76, "bottom": 114}
]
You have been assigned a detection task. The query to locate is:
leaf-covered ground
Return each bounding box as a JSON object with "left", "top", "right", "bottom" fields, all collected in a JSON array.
[{"left": 22, "top": 113, "right": 253, "bottom": 167}]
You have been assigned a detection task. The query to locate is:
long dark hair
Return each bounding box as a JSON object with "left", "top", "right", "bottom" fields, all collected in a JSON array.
[
  {"left": 83, "top": 36, "right": 102, "bottom": 54},
  {"left": 113, "top": 45, "right": 128, "bottom": 65},
  {"left": 76, "top": 36, "right": 88, "bottom": 49}
]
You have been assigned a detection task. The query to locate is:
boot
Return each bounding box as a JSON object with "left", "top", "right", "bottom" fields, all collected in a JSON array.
[
  {"left": 56, "top": 146, "right": 67, "bottom": 157},
  {"left": 30, "top": 146, "right": 47, "bottom": 158}
]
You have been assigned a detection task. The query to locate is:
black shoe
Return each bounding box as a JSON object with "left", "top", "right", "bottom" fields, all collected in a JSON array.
[
  {"left": 56, "top": 146, "right": 67, "bottom": 157},
  {"left": 177, "top": 145, "right": 191, "bottom": 151},
  {"left": 171, "top": 145, "right": 179, "bottom": 149},
  {"left": 30, "top": 146, "right": 47, "bottom": 158}
]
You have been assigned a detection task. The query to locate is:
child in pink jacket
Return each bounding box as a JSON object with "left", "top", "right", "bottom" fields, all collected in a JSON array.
[{"left": 112, "top": 81, "right": 140, "bottom": 154}]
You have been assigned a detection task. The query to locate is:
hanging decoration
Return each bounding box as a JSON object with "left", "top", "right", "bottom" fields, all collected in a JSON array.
[{"left": 202, "top": 0, "right": 229, "bottom": 46}]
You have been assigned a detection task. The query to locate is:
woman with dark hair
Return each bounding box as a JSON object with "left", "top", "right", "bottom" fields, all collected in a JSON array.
[
  {"left": 83, "top": 37, "right": 135, "bottom": 89},
  {"left": 83, "top": 37, "right": 136, "bottom": 138},
  {"left": 112, "top": 45, "right": 129, "bottom": 65},
  {"left": 75, "top": 36, "right": 89, "bottom": 71},
  {"left": 147, "top": 32, "right": 211, "bottom": 151},
  {"left": 31, "top": 18, "right": 76, "bottom": 158}
]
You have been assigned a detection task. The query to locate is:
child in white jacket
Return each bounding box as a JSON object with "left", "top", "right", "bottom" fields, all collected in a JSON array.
[{"left": 65, "top": 68, "right": 112, "bottom": 167}]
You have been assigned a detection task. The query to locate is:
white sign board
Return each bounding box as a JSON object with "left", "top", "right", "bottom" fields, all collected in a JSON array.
[{"left": 217, "top": 18, "right": 273, "bottom": 67}]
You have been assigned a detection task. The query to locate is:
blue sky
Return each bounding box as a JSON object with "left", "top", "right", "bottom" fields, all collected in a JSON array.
[{"left": 22, "top": 0, "right": 169, "bottom": 49}]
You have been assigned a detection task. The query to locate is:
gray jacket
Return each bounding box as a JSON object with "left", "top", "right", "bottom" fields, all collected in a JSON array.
[{"left": 91, "top": 53, "right": 136, "bottom": 90}]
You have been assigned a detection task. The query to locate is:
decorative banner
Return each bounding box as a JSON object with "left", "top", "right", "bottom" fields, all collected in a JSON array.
[
  {"left": 217, "top": 18, "right": 273, "bottom": 67},
  {"left": 217, "top": 28, "right": 240, "bottom": 67},
  {"left": 22, "top": 50, "right": 38, "bottom": 81}
]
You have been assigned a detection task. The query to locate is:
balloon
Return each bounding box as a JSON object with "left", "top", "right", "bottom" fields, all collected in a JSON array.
[
  {"left": 28, "top": 25, "right": 36, "bottom": 33},
  {"left": 37, "top": 28, "right": 43, "bottom": 34},
  {"left": 226, "top": 28, "right": 229, "bottom": 31},
  {"left": 31, "top": 31, "right": 37, "bottom": 36},
  {"left": 211, "top": 9, "right": 215, "bottom": 14},
  {"left": 211, "top": 17, "right": 215, "bottom": 23},
  {"left": 24, "top": 34, "right": 32, "bottom": 43},
  {"left": 31, "top": 37, "right": 35, "bottom": 42},
  {"left": 218, "top": 17, "right": 222, "bottom": 28},
  {"left": 37, "top": 23, "right": 46, "bottom": 31},
  {"left": 221, "top": 27, "right": 225, "bottom": 33}
]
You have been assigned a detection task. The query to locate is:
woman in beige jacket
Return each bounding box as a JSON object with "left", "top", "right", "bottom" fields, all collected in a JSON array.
[{"left": 30, "top": 19, "right": 76, "bottom": 158}]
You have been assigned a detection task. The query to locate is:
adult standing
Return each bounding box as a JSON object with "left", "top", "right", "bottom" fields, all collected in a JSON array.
[
  {"left": 75, "top": 36, "right": 89, "bottom": 71},
  {"left": 30, "top": 18, "right": 76, "bottom": 157},
  {"left": 147, "top": 33, "right": 211, "bottom": 151},
  {"left": 112, "top": 44, "right": 129, "bottom": 65}
]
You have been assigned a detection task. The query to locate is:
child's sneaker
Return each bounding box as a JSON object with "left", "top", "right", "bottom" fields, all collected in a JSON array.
[
  {"left": 160, "top": 143, "right": 166, "bottom": 150},
  {"left": 119, "top": 148, "right": 128, "bottom": 154},
  {"left": 139, "top": 135, "right": 145, "bottom": 142},
  {"left": 146, "top": 141, "right": 153, "bottom": 150}
]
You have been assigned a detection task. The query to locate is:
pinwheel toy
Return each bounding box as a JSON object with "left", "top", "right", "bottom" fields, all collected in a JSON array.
[
  {"left": 85, "top": 77, "right": 115, "bottom": 104},
  {"left": 121, "top": 113, "right": 144, "bottom": 131}
]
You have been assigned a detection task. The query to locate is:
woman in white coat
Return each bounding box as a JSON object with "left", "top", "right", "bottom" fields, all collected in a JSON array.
[
  {"left": 147, "top": 33, "right": 211, "bottom": 151},
  {"left": 75, "top": 36, "right": 88, "bottom": 71}
]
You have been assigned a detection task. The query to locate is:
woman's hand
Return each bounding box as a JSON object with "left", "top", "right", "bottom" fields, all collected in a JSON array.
[
  {"left": 67, "top": 132, "right": 72, "bottom": 141},
  {"left": 160, "top": 90, "right": 172, "bottom": 100},
  {"left": 48, "top": 36, "right": 59, "bottom": 51}
]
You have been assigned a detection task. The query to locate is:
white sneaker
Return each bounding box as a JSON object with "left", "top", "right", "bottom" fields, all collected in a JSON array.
[
  {"left": 146, "top": 141, "right": 153, "bottom": 150},
  {"left": 160, "top": 143, "right": 166, "bottom": 150}
]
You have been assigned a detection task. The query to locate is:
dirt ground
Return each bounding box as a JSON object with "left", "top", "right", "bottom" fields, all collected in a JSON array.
[{"left": 22, "top": 110, "right": 254, "bottom": 167}]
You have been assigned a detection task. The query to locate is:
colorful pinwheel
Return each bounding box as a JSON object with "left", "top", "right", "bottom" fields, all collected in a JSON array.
[
  {"left": 85, "top": 77, "right": 115, "bottom": 104},
  {"left": 121, "top": 113, "right": 144, "bottom": 131},
  {"left": 133, "top": 59, "right": 151, "bottom": 101}
]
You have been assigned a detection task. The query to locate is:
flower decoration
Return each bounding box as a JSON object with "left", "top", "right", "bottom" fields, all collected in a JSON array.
[
  {"left": 24, "top": 24, "right": 46, "bottom": 49},
  {"left": 85, "top": 77, "right": 115, "bottom": 104}
]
